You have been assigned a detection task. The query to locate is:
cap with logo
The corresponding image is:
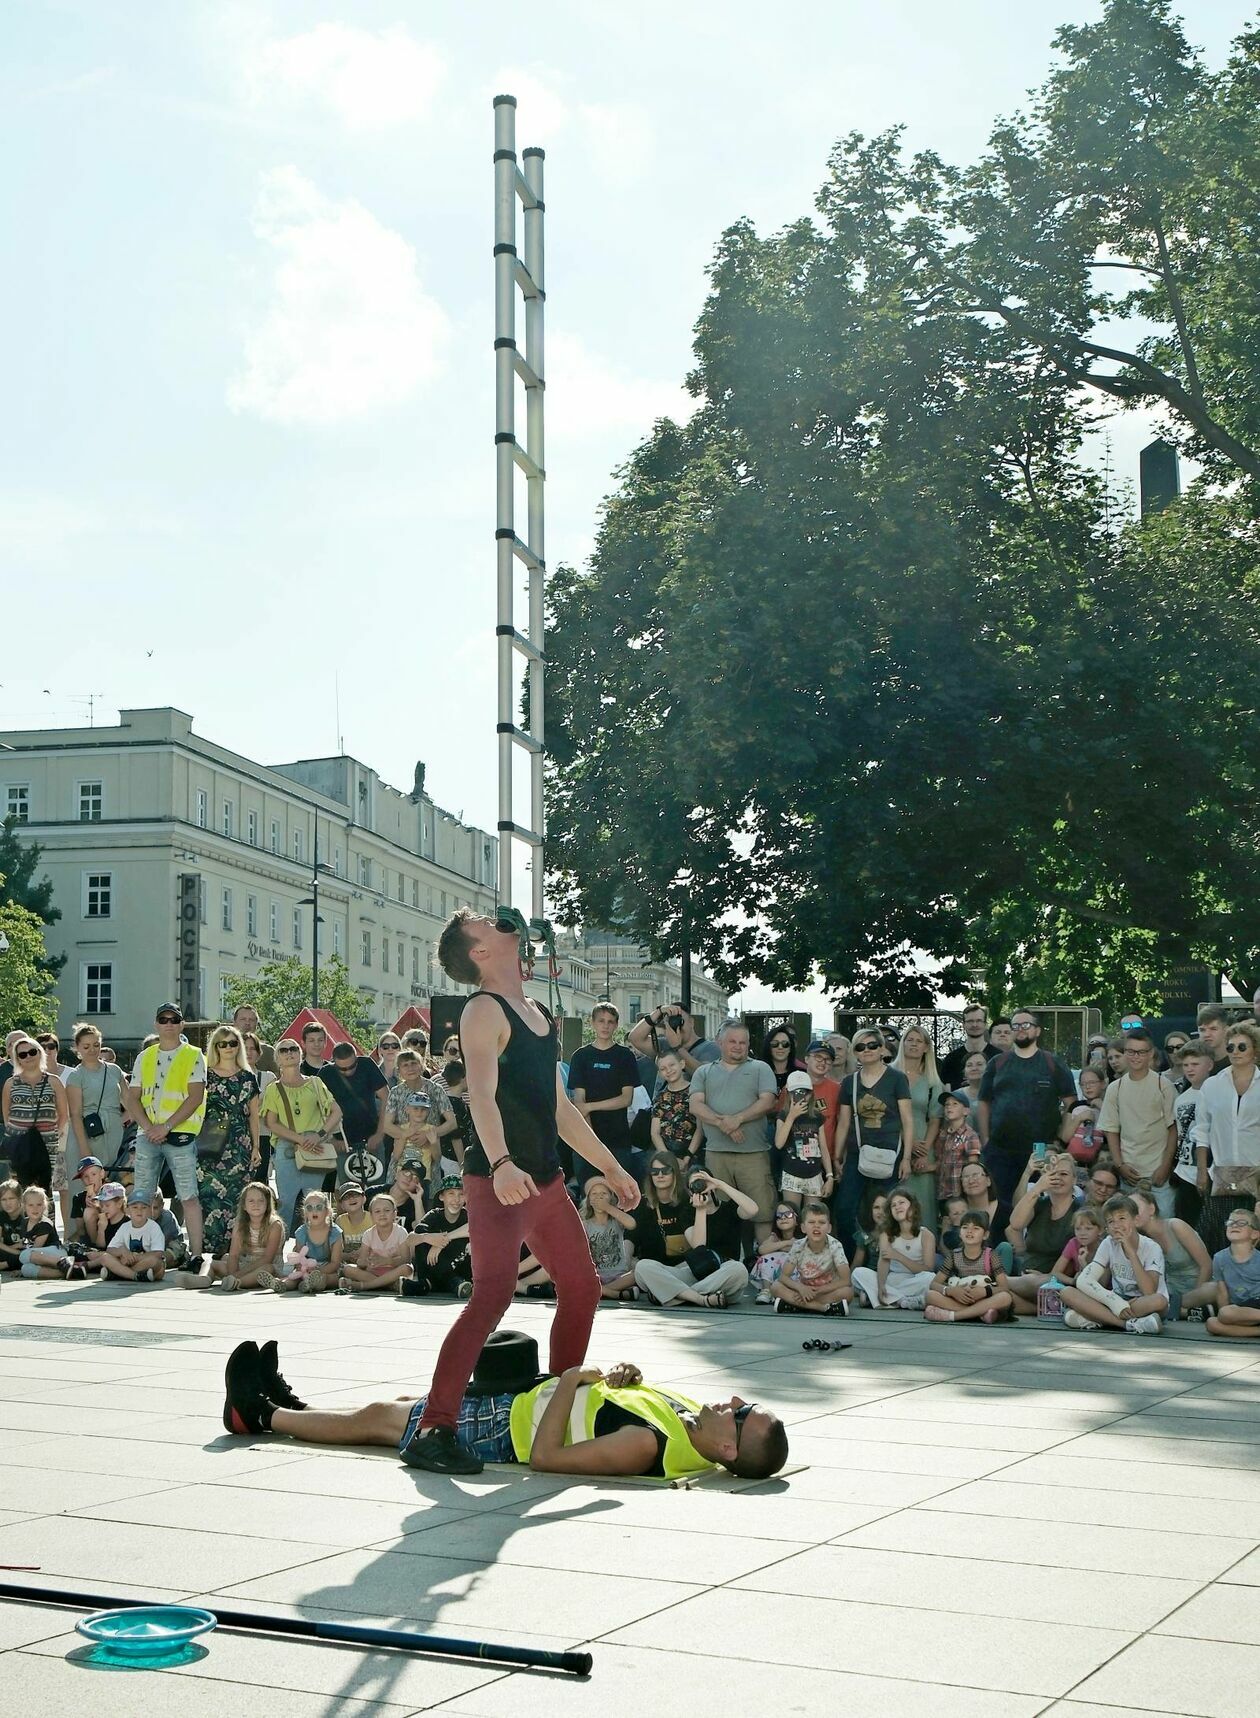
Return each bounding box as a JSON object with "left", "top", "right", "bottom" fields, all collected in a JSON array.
[
  {"left": 785, "top": 1070, "right": 813, "bottom": 1092},
  {"left": 99, "top": 1182, "right": 128, "bottom": 1203}
]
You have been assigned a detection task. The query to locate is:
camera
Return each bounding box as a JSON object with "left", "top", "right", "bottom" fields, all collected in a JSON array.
[
  {"left": 688, "top": 1174, "right": 709, "bottom": 1196},
  {"left": 666, "top": 1012, "right": 685, "bottom": 1030}
]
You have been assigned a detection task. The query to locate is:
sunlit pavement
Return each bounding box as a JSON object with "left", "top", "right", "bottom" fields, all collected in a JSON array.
[{"left": 0, "top": 1279, "right": 1257, "bottom": 1716}]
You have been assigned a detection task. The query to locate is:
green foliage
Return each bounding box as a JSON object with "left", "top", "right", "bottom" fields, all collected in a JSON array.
[
  {"left": 0, "top": 814, "right": 65, "bottom": 981},
  {"left": 219, "top": 957, "right": 376, "bottom": 1042},
  {"left": 0, "top": 899, "right": 59, "bottom": 1035},
  {"left": 544, "top": 0, "right": 1260, "bottom": 1011}
]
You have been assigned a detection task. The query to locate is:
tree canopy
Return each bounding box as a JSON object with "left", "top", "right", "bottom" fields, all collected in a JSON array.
[
  {"left": 220, "top": 957, "right": 375, "bottom": 1042},
  {"left": 544, "top": 0, "right": 1260, "bottom": 1012}
]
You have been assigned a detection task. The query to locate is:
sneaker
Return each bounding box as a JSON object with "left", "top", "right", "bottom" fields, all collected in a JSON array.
[
  {"left": 924, "top": 1305, "right": 954, "bottom": 1322},
  {"left": 980, "top": 1305, "right": 1005, "bottom": 1324},
  {"left": 755, "top": 1289, "right": 772, "bottom": 1304},
  {"left": 1125, "top": 1314, "right": 1163, "bottom": 1335},
  {"left": 823, "top": 1299, "right": 850, "bottom": 1316},
  {"left": 457, "top": 1281, "right": 474, "bottom": 1300},
  {"left": 399, "top": 1424, "right": 483, "bottom": 1476},
  {"left": 183, "top": 1254, "right": 204, "bottom": 1276},
  {"left": 178, "top": 1268, "right": 213, "bottom": 1289},
  {"left": 257, "top": 1339, "right": 307, "bottom": 1411},
  {"left": 218, "top": 1274, "right": 238, "bottom": 1292},
  {"left": 398, "top": 1278, "right": 430, "bottom": 1298},
  {"left": 222, "top": 1341, "right": 265, "bottom": 1432},
  {"left": 1184, "top": 1305, "right": 1207, "bottom": 1323},
  {"left": 1064, "top": 1310, "right": 1102, "bottom": 1331},
  {"left": 256, "top": 1270, "right": 280, "bottom": 1291}
]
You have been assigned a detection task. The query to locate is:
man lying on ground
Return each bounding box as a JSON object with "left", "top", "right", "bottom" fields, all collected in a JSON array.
[{"left": 223, "top": 1340, "right": 788, "bottom": 1481}]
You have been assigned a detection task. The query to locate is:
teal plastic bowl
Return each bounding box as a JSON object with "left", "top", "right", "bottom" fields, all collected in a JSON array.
[{"left": 76, "top": 1606, "right": 217, "bottom": 1656}]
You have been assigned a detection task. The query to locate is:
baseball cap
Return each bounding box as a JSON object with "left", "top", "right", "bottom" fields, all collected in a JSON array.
[
  {"left": 785, "top": 1070, "right": 812, "bottom": 1092},
  {"left": 335, "top": 1181, "right": 364, "bottom": 1200},
  {"left": 127, "top": 1190, "right": 153, "bottom": 1207},
  {"left": 437, "top": 1174, "right": 463, "bottom": 1194},
  {"left": 805, "top": 1040, "right": 835, "bottom": 1058},
  {"left": 100, "top": 1181, "right": 127, "bottom": 1203},
  {"left": 943, "top": 1089, "right": 972, "bottom": 1109},
  {"left": 398, "top": 1158, "right": 424, "bottom": 1175},
  {"left": 154, "top": 1003, "right": 183, "bottom": 1021},
  {"left": 76, "top": 1156, "right": 105, "bottom": 1174}
]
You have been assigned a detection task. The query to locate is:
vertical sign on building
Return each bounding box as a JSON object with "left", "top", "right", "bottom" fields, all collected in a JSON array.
[{"left": 178, "top": 874, "right": 200, "bottom": 1020}]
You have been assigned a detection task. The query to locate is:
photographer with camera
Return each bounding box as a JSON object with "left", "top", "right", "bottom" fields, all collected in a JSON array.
[
  {"left": 632, "top": 1168, "right": 756, "bottom": 1308},
  {"left": 628, "top": 1004, "right": 719, "bottom": 1091}
]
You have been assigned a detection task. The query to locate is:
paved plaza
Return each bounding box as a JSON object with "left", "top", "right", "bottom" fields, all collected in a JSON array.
[{"left": 0, "top": 1280, "right": 1257, "bottom": 1716}]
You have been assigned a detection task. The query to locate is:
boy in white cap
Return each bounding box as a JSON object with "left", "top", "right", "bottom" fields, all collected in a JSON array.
[{"left": 98, "top": 1190, "right": 168, "bottom": 1281}]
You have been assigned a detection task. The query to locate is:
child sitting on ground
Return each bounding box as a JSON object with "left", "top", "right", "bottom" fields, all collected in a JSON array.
[
  {"left": 851, "top": 1188, "right": 937, "bottom": 1310},
  {"left": 149, "top": 1187, "right": 189, "bottom": 1269},
  {"left": 64, "top": 1155, "right": 107, "bottom": 1246},
  {"left": 579, "top": 1176, "right": 638, "bottom": 1299},
  {"left": 274, "top": 1191, "right": 342, "bottom": 1294},
  {"left": 1049, "top": 1204, "right": 1105, "bottom": 1285},
  {"left": 212, "top": 1183, "right": 285, "bottom": 1292},
  {"left": 851, "top": 1192, "right": 890, "bottom": 1273},
  {"left": 924, "top": 1209, "right": 1015, "bottom": 1322},
  {"left": 403, "top": 1175, "right": 472, "bottom": 1297},
  {"left": 17, "top": 1185, "right": 66, "bottom": 1278},
  {"left": 1060, "top": 1194, "right": 1168, "bottom": 1335},
  {"left": 99, "top": 1190, "right": 167, "bottom": 1282},
  {"left": 771, "top": 1200, "right": 852, "bottom": 1315},
  {"left": 334, "top": 1183, "right": 373, "bottom": 1262},
  {"left": 341, "top": 1193, "right": 414, "bottom": 1293},
  {"left": 1205, "top": 1209, "right": 1260, "bottom": 1340},
  {"left": 0, "top": 1178, "right": 26, "bottom": 1273},
  {"left": 753, "top": 1203, "right": 803, "bottom": 1304}
]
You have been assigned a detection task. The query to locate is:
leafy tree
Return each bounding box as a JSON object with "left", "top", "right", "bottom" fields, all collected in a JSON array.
[
  {"left": 0, "top": 898, "right": 59, "bottom": 1036},
  {"left": 220, "top": 957, "right": 375, "bottom": 1042},
  {"left": 544, "top": 0, "right": 1260, "bottom": 1010},
  {"left": 0, "top": 814, "right": 65, "bottom": 979}
]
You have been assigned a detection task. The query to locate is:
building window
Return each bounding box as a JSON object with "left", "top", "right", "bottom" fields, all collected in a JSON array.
[
  {"left": 270, "top": 820, "right": 280, "bottom": 854},
  {"left": 293, "top": 829, "right": 304, "bottom": 862},
  {"left": 84, "top": 872, "right": 112, "bottom": 919},
  {"left": 396, "top": 940, "right": 404, "bottom": 976},
  {"left": 198, "top": 878, "right": 208, "bottom": 925},
  {"left": 334, "top": 847, "right": 342, "bottom": 877},
  {"left": 222, "top": 887, "right": 233, "bottom": 932},
  {"left": 628, "top": 994, "right": 642, "bottom": 1018},
  {"left": 440, "top": 891, "right": 447, "bottom": 915},
  {"left": 397, "top": 873, "right": 405, "bottom": 903},
  {"left": 411, "top": 878, "right": 419, "bottom": 908},
  {"left": 269, "top": 901, "right": 279, "bottom": 943},
  {"left": 247, "top": 894, "right": 258, "bottom": 936},
  {"left": 357, "top": 854, "right": 370, "bottom": 888},
  {"left": 361, "top": 930, "right": 372, "bottom": 966},
  {"left": 83, "top": 961, "right": 113, "bottom": 1014},
  {"left": 333, "top": 919, "right": 342, "bottom": 957},
  {"left": 381, "top": 937, "right": 390, "bottom": 973},
  {"left": 292, "top": 908, "right": 302, "bottom": 950},
  {"left": 380, "top": 868, "right": 389, "bottom": 900},
  {"left": 198, "top": 968, "right": 207, "bottom": 1017},
  {"left": 412, "top": 944, "right": 420, "bottom": 982},
  {"left": 247, "top": 809, "right": 258, "bottom": 847},
  {"left": 222, "top": 800, "right": 233, "bottom": 838},
  {"left": 5, "top": 784, "right": 30, "bottom": 823},
  {"left": 427, "top": 946, "right": 434, "bottom": 989},
  {"left": 195, "top": 789, "right": 208, "bottom": 828}
]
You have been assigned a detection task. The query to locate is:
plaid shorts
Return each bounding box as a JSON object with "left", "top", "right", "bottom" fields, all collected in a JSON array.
[{"left": 400, "top": 1391, "right": 518, "bottom": 1464}]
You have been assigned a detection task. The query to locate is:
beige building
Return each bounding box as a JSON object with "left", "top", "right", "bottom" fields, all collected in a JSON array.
[
  {"left": 553, "top": 930, "right": 728, "bottom": 1042},
  {"left": 0, "top": 707, "right": 603, "bottom": 1046}
]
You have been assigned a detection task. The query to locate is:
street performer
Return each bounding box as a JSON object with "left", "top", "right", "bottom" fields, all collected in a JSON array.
[
  {"left": 223, "top": 1338, "right": 789, "bottom": 1480},
  {"left": 401, "top": 910, "right": 643, "bottom": 1473}
]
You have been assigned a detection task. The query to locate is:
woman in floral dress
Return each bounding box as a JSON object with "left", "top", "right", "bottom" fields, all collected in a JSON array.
[{"left": 200, "top": 1025, "right": 261, "bottom": 1257}]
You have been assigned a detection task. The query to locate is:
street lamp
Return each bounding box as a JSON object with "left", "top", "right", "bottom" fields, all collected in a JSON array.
[{"left": 299, "top": 861, "right": 334, "bottom": 1010}]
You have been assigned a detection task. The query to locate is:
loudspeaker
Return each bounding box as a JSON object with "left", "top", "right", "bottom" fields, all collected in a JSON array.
[
  {"left": 429, "top": 994, "right": 468, "bottom": 1054},
  {"left": 559, "top": 1015, "right": 585, "bottom": 1063}
]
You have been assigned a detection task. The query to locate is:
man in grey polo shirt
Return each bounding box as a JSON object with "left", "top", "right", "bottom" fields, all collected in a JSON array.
[{"left": 689, "top": 1020, "right": 778, "bottom": 1242}]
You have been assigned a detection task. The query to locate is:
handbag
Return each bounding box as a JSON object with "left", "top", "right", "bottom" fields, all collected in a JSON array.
[
  {"left": 82, "top": 1068, "right": 110, "bottom": 1140},
  {"left": 196, "top": 1118, "right": 230, "bottom": 1160},
  {"left": 853, "top": 1074, "right": 898, "bottom": 1179},
  {"left": 6, "top": 1078, "right": 52, "bottom": 1185},
  {"left": 279, "top": 1084, "right": 339, "bottom": 1173}
]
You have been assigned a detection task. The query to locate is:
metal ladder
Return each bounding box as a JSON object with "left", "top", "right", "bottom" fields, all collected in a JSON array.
[{"left": 493, "top": 93, "right": 545, "bottom": 918}]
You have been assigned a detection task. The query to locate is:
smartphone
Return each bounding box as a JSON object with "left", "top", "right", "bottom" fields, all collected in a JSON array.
[{"left": 1033, "top": 1140, "right": 1047, "bottom": 1162}]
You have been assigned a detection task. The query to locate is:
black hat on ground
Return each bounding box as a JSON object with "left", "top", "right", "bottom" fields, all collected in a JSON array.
[{"left": 466, "top": 1330, "right": 546, "bottom": 1398}]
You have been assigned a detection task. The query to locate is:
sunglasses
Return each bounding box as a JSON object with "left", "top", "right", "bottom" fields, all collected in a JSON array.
[
  {"left": 16, "top": 1047, "right": 40, "bottom": 1060},
  {"left": 1227, "top": 1041, "right": 1253, "bottom": 1053},
  {"left": 277, "top": 1047, "right": 300, "bottom": 1056},
  {"left": 156, "top": 1015, "right": 181, "bottom": 1025},
  {"left": 854, "top": 1041, "right": 882, "bottom": 1052},
  {"left": 218, "top": 1037, "right": 240, "bottom": 1050},
  {"left": 650, "top": 1165, "right": 675, "bottom": 1176},
  {"left": 733, "top": 1401, "right": 754, "bottom": 1450}
]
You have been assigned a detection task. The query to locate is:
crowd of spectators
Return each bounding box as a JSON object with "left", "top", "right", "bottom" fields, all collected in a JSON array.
[{"left": 2, "top": 991, "right": 1258, "bottom": 1342}]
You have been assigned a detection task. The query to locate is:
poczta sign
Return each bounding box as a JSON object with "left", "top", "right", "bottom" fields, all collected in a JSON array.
[{"left": 177, "top": 874, "right": 200, "bottom": 1019}]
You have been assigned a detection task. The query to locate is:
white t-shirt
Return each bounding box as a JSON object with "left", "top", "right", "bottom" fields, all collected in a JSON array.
[
  {"left": 108, "top": 1219, "right": 167, "bottom": 1253},
  {"left": 129, "top": 1047, "right": 207, "bottom": 1090},
  {"left": 1095, "top": 1232, "right": 1167, "bottom": 1300}
]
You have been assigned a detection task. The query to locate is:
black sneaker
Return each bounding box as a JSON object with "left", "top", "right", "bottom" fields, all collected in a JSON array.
[
  {"left": 223, "top": 1341, "right": 264, "bottom": 1432},
  {"left": 399, "top": 1424, "right": 484, "bottom": 1475},
  {"left": 225, "top": 1391, "right": 276, "bottom": 1435},
  {"left": 1184, "top": 1305, "right": 1207, "bottom": 1323},
  {"left": 257, "top": 1339, "right": 308, "bottom": 1411},
  {"left": 399, "top": 1278, "right": 430, "bottom": 1298}
]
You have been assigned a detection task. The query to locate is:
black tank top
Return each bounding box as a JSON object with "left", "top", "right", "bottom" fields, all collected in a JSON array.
[{"left": 463, "top": 993, "right": 561, "bottom": 1182}]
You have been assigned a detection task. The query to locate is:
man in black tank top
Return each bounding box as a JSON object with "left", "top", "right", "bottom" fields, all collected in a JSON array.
[{"left": 404, "top": 911, "right": 643, "bottom": 1475}]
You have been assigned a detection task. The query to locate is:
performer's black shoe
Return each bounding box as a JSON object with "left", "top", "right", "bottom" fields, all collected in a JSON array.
[
  {"left": 223, "top": 1341, "right": 273, "bottom": 1433},
  {"left": 258, "top": 1339, "right": 308, "bottom": 1409},
  {"left": 400, "top": 1423, "right": 484, "bottom": 1475}
]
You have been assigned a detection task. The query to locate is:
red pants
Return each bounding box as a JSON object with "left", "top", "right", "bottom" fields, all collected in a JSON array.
[{"left": 418, "top": 1170, "right": 600, "bottom": 1431}]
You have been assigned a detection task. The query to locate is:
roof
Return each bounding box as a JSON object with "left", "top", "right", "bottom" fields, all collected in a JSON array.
[{"left": 280, "top": 1007, "right": 365, "bottom": 1054}]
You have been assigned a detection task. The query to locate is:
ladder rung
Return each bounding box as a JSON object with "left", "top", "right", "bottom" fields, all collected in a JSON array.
[
  {"left": 512, "top": 351, "right": 542, "bottom": 390},
  {"left": 514, "top": 257, "right": 541, "bottom": 299},
  {"left": 508, "top": 533, "right": 543, "bottom": 573},
  {"left": 514, "top": 168, "right": 540, "bottom": 210},
  {"left": 497, "top": 722, "right": 544, "bottom": 755},
  {"left": 498, "top": 819, "right": 544, "bottom": 845},
  {"left": 510, "top": 440, "right": 544, "bottom": 482},
  {"left": 497, "top": 626, "right": 544, "bottom": 663}
]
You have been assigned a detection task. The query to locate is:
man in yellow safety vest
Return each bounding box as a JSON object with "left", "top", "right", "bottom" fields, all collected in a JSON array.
[{"left": 124, "top": 1002, "right": 207, "bottom": 1262}]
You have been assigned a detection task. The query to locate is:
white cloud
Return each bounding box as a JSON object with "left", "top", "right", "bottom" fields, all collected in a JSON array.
[
  {"left": 489, "top": 67, "right": 653, "bottom": 178},
  {"left": 228, "top": 166, "right": 448, "bottom": 427},
  {"left": 546, "top": 333, "right": 693, "bottom": 438},
  {"left": 247, "top": 23, "right": 444, "bottom": 131}
]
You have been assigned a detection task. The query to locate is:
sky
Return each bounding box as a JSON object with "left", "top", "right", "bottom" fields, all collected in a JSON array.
[{"left": 4, "top": 0, "right": 1249, "bottom": 1022}]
